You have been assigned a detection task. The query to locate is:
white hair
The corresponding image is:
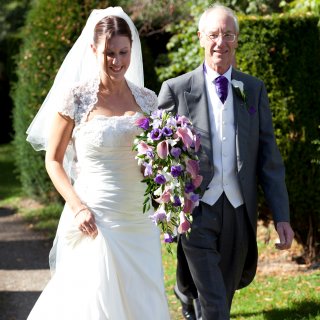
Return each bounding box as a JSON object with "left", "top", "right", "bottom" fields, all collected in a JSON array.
[{"left": 198, "top": 4, "right": 239, "bottom": 34}]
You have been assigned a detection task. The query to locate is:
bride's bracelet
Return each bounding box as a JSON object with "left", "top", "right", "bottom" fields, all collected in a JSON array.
[{"left": 74, "top": 206, "right": 87, "bottom": 218}]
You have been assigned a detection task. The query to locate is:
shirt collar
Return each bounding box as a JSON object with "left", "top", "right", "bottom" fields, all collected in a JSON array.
[{"left": 203, "top": 62, "right": 232, "bottom": 83}]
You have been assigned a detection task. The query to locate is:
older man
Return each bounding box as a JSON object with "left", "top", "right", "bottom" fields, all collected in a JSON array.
[{"left": 158, "top": 4, "right": 294, "bottom": 320}]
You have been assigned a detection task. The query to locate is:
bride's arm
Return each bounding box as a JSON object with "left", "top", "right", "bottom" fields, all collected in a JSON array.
[{"left": 45, "top": 112, "right": 98, "bottom": 238}]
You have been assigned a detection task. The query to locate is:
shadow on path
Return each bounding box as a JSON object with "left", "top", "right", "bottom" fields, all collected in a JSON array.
[
  {"left": 0, "top": 207, "right": 52, "bottom": 320},
  {"left": 0, "top": 292, "right": 41, "bottom": 320},
  {"left": 0, "top": 207, "right": 51, "bottom": 270},
  {"left": 0, "top": 239, "right": 51, "bottom": 270}
]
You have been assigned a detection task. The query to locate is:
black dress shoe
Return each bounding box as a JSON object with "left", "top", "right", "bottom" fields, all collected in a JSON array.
[
  {"left": 181, "top": 303, "right": 196, "bottom": 320},
  {"left": 174, "top": 286, "right": 196, "bottom": 320}
]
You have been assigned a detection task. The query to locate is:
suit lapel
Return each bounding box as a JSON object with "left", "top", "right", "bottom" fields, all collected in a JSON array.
[
  {"left": 231, "top": 69, "right": 249, "bottom": 172},
  {"left": 184, "top": 65, "right": 213, "bottom": 164},
  {"left": 181, "top": 66, "right": 251, "bottom": 170}
]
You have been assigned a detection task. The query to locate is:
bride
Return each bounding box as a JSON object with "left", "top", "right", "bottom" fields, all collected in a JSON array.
[{"left": 26, "top": 6, "right": 170, "bottom": 320}]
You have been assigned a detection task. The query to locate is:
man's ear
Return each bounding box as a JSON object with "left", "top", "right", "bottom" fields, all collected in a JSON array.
[
  {"left": 234, "top": 35, "right": 239, "bottom": 49},
  {"left": 198, "top": 31, "right": 205, "bottom": 48}
]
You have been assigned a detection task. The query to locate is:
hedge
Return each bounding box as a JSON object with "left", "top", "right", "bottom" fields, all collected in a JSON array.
[
  {"left": 156, "top": 13, "right": 320, "bottom": 260},
  {"left": 11, "top": 0, "right": 99, "bottom": 201}
]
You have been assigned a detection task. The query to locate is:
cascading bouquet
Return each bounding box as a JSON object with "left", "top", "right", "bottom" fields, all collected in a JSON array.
[{"left": 133, "top": 110, "right": 203, "bottom": 245}]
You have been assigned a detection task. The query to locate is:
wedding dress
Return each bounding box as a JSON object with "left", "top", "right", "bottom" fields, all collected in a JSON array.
[{"left": 27, "top": 78, "right": 170, "bottom": 320}]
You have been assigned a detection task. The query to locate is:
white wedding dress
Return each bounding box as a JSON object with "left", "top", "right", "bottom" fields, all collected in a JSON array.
[{"left": 27, "top": 79, "right": 170, "bottom": 320}]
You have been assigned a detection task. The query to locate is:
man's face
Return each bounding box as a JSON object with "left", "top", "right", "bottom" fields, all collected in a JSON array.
[{"left": 198, "top": 9, "right": 238, "bottom": 74}]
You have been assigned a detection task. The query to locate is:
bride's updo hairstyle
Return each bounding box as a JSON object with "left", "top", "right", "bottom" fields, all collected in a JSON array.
[
  {"left": 93, "top": 15, "right": 132, "bottom": 54},
  {"left": 93, "top": 16, "right": 133, "bottom": 71}
]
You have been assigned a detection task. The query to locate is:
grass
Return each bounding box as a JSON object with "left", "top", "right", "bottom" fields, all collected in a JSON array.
[
  {"left": 22, "top": 202, "right": 63, "bottom": 237},
  {"left": 231, "top": 273, "right": 320, "bottom": 319},
  {"left": 1, "top": 143, "right": 320, "bottom": 319},
  {"left": 0, "top": 143, "right": 21, "bottom": 200},
  {"left": 162, "top": 243, "right": 320, "bottom": 320}
]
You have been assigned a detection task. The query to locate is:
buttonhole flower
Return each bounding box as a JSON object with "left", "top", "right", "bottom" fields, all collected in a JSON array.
[{"left": 231, "top": 79, "right": 248, "bottom": 109}]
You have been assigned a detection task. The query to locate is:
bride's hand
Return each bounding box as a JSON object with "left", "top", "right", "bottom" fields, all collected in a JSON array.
[{"left": 74, "top": 206, "right": 98, "bottom": 239}]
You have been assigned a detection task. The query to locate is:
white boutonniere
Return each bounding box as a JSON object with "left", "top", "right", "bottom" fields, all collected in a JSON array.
[
  {"left": 231, "top": 79, "right": 256, "bottom": 115},
  {"left": 231, "top": 79, "right": 246, "bottom": 102}
]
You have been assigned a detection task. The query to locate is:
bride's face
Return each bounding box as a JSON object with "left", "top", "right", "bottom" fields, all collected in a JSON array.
[{"left": 93, "top": 35, "right": 132, "bottom": 82}]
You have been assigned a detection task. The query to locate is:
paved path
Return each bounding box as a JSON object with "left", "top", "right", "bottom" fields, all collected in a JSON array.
[{"left": 0, "top": 207, "right": 51, "bottom": 320}]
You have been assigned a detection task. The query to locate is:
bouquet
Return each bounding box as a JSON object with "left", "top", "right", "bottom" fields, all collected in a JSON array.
[{"left": 133, "top": 110, "right": 203, "bottom": 244}]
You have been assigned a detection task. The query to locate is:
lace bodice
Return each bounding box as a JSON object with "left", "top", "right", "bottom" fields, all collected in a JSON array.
[
  {"left": 74, "top": 113, "right": 142, "bottom": 148},
  {"left": 58, "top": 77, "right": 158, "bottom": 126}
]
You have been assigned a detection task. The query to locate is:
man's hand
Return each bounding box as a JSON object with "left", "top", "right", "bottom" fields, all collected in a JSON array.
[{"left": 275, "top": 222, "right": 294, "bottom": 250}]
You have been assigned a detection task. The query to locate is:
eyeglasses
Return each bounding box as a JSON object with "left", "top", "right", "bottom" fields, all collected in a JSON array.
[{"left": 205, "top": 33, "right": 236, "bottom": 43}]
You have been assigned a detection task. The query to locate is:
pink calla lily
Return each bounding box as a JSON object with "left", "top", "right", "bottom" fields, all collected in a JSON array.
[
  {"left": 186, "top": 159, "right": 199, "bottom": 179},
  {"left": 194, "top": 133, "right": 201, "bottom": 152},
  {"left": 178, "top": 212, "right": 190, "bottom": 234},
  {"left": 155, "top": 190, "right": 171, "bottom": 204},
  {"left": 137, "top": 141, "right": 152, "bottom": 155},
  {"left": 157, "top": 140, "right": 169, "bottom": 159},
  {"left": 176, "top": 127, "right": 193, "bottom": 148},
  {"left": 183, "top": 197, "right": 194, "bottom": 214},
  {"left": 192, "top": 175, "right": 203, "bottom": 188},
  {"left": 176, "top": 115, "right": 191, "bottom": 126}
]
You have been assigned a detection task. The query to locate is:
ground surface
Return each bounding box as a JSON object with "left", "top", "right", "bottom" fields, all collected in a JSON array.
[
  {"left": 0, "top": 206, "right": 51, "bottom": 320},
  {"left": 0, "top": 203, "right": 314, "bottom": 320}
]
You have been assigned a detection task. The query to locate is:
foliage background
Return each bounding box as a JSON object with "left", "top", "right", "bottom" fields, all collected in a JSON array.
[
  {"left": 2, "top": 0, "right": 320, "bottom": 259},
  {"left": 12, "top": 0, "right": 88, "bottom": 201}
]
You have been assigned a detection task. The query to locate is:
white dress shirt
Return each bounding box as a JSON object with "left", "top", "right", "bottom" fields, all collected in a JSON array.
[{"left": 201, "top": 64, "right": 244, "bottom": 208}]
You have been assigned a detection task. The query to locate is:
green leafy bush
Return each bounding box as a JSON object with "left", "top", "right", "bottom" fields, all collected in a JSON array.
[{"left": 12, "top": 0, "right": 86, "bottom": 201}]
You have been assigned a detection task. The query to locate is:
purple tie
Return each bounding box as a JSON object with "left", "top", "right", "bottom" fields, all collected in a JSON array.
[{"left": 214, "top": 76, "right": 228, "bottom": 104}]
